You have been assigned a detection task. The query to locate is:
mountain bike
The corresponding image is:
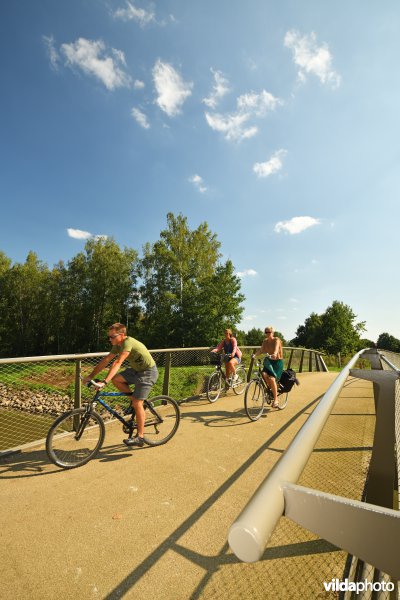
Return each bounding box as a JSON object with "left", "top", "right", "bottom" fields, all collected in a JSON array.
[
  {"left": 46, "top": 381, "right": 180, "bottom": 469},
  {"left": 244, "top": 358, "right": 289, "bottom": 421},
  {"left": 207, "top": 353, "right": 247, "bottom": 402}
]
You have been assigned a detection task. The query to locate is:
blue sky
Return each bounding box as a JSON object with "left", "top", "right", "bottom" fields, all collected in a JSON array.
[{"left": 1, "top": 0, "right": 400, "bottom": 342}]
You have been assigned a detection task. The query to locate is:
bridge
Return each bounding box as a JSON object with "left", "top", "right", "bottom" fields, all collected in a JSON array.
[{"left": 1, "top": 354, "right": 386, "bottom": 600}]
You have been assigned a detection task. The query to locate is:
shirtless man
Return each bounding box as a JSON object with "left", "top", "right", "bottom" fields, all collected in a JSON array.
[{"left": 253, "top": 326, "right": 284, "bottom": 408}]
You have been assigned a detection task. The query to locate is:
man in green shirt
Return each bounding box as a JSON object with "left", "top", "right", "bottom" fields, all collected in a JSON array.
[{"left": 83, "top": 322, "right": 158, "bottom": 447}]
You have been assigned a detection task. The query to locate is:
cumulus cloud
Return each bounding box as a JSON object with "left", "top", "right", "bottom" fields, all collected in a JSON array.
[
  {"left": 134, "top": 79, "right": 145, "bottom": 89},
  {"left": 67, "top": 228, "right": 107, "bottom": 240},
  {"left": 152, "top": 59, "right": 192, "bottom": 117},
  {"left": 188, "top": 174, "right": 207, "bottom": 193},
  {"left": 202, "top": 69, "right": 230, "bottom": 109},
  {"left": 284, "top": 30, "right": 341, "bottom": 88},
  {"left": 274, "top": 216, "right": 321, "bottom": 235},
  {"left": 114, "top": 1, "right": 155, "bottom": 26},
  {"left": 253, "top": 149, "right": 287, "bottom": 178},
  {"left": 205, "top": 111, "right": 258, "bottom": 142},
  {"left": 43, "top": 35, "right": 60, "bottom": 70},
  {"left": 236, "top": 269, "right": 258, "bottom": 278},
  {"left": 131, "top": 107, "right": 150, "bottom": 128},
  {"left": 205, "top": 88, "right": 281, "bottom": 142},
  {"left": 61, "top": 38, "right": 131, "bottom": 90},
  {"left": 237, "top": 90, "right": 281, "bottom": 115}
]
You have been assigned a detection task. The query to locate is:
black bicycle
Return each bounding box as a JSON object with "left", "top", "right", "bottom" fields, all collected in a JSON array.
[
  {"left": 207, "top": 353, "right": 247, "bottom": 402},
  {"left": 244, "top": 358, "right": 289, "bottom": 421},
  {"left": 46, "top": 381, "right": 180, "bottom": 469}
]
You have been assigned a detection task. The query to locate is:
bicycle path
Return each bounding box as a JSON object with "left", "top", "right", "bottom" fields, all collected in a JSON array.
[{"left": 0, "top": 371, "right": 376, "bottom": 599}]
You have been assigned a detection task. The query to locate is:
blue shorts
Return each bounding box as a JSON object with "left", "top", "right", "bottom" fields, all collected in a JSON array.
[{"left": 223, "top": 355, "right": 241, "bottom": 364}]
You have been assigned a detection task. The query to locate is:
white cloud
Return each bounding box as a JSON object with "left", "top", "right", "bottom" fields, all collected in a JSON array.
[
  {"left": 274, "top": 216, "right": 321, "bottom": 235},
  {"left": 188, "top": 174, "right": 207, "bottom": 193},
  {"left": 114, "top": 1, "right": 155, "bottom": 26},
  {"left": 205, "top": 88, "right": 281, "bottom": 142},
  {"left": 67, "top": 228, "right": 107, "bottom": 240},
  {"left": 43, "top": 35, "right": 59, "bottom": 70},
  {"left": 237, "top": 90, "right": 281, "bottom": 115},
  {"left": 131, "top": 107, "right": 150, "bottom": 129},
  {"left": 67, "top": 228, "right": 92, "bottom": 240},
  {"left": 205, "top": 111, "right": 258, "bottom": 142},
  {"left": 284, "top": 30, "right": 341, "bottom": 88},
  {"left": 152, "top": 60, "right": 192, "bottom": 117},
  {"left": 243, "top": 315, "right": 257, "bottom": 322},
  {"left": 253, "top": 149, "right": 287, "bottom": 178},
  {"left": 202, "top": 69, "right": 230, "bottom": 109},
  {"left": 134, "top": 79, "right": 145, "bottom": 89},
  {"left": 61, "top": 38, "right": 131, "bottom": 90},
  {"left": 236, "top": 269, "right": 258, "bottom": 278}
]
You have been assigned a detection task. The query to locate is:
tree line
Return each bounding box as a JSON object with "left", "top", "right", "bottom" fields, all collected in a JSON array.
[
  {"left": 0, "top": 213, "right": 244, "bottom": 357},
  {"left": 0, "top": 211, "right": 396, "bottom": 358}
]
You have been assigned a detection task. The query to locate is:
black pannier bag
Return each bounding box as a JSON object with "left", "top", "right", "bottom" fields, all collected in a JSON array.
[{"left": 279, "top": 368, "right": 300, "bottom": 393}]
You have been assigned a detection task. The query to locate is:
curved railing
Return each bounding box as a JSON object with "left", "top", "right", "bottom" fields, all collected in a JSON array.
[{"left": 228, "top": 348, "right": 400, "bottom": 581}]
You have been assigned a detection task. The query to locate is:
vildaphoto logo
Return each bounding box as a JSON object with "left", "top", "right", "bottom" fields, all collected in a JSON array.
[{"left": 323, "top": 579, "right": 394, "bottom": 593}]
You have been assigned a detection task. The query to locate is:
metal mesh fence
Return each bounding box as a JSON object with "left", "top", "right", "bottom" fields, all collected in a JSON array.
[{"left": 0, "top": 346, "right": 324, "bottom": 453}]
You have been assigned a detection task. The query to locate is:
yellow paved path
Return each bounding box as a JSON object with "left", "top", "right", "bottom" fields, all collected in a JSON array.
[{"left": 0, "top": 372, "right": 376, "bottom": 599}]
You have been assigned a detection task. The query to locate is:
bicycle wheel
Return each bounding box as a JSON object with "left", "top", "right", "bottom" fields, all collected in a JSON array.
[
  {"left": 46, "top": 408, "right": 105, "bottom": 469},
  {"left": 143, "top": 396, "right": 180, "bottom": 446},
  {"left": 232, "top": 365, "right": 247, "bottom": 395},
  {"left": 207, "top": 371, "right": 223, "bottom": 402},
  {"left": 244, "top": 379, "right": 265, "bottom": 421},
  {"left": 276, "top": 391, "right": 289, "bottom": 410}
]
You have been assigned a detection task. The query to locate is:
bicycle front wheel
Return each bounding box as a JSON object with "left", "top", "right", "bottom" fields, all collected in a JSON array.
[
  {"left": 46, "top": 408, "right": 105, "bottom": 469},
  {"left": 207, "top": 371, "right": 223, "bottom": 402},
  {"left": 244, "top": 379, "right": 265, "bottom": 421},
  {"left": 232, "top": 365, "right": 247, "bottom": 395},
  {"left": 143, "top": 396, "right": 180, "bottom": 446}
]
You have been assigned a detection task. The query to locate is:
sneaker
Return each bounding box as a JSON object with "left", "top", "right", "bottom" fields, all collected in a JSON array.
[
  {"left": 123, "top": 435, "right": 145, "bottom": 447},
  {"left": 233, "top": 374, "right": 238, "bottom": 382}
]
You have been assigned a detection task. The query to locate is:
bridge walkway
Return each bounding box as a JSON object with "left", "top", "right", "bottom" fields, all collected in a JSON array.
[{"left": 0, "top": 372, "right": 376, "bottom": 599}]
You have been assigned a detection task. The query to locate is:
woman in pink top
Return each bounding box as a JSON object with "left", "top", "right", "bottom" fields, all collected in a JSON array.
[{"left": 211, "top": 328, "right": 242, "bottom": 381}]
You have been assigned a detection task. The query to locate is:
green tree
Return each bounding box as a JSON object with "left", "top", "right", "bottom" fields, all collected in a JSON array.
[
  {"left": 139, "top": 213, "right": 244, "bottom": 347},
  {"left": 244, "top": 327, "right": 264, "bottom": 346},
  {"left": 377, "top": 332, "right": 400, "bottom": 352},
  {"left": 292, "top": 301, "right": 365, "bottom": 355}
]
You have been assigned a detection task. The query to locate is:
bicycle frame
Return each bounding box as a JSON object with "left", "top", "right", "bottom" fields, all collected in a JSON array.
[{"left": 86, "top": 389, "right": 160, "bottom": 430}]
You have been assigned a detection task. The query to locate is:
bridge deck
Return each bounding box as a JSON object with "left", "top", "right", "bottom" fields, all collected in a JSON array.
[{"left": 0, "top": 372, "right": 376, "bottom": 599}]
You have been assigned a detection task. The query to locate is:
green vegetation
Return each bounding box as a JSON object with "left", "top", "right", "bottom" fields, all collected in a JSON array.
[{"left": 0, "top": 213, "right": 244, "bottom": 357}]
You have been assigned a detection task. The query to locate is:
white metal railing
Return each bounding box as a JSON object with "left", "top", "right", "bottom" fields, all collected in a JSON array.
[{"left": 228, "top": 348, "right": 400, "bottom": 580}]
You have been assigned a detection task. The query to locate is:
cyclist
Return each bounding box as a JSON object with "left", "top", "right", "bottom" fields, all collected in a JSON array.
[
  {"left": 82, "top": 323, "right": 158, "bottom": 447},
  {"left": 253, "top": 326, "right": 283, "bottom": 408},
  {"left": 211, "top": 328, "right": 242, "bottom": 383}
]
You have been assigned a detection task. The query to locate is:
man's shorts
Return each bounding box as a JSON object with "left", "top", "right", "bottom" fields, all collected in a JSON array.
[
  {"left": 120, "top": 365, "right": 159, "bottom": 400},
  {"left": 262, "top": 358, "right": 284, "bottom": 380}
]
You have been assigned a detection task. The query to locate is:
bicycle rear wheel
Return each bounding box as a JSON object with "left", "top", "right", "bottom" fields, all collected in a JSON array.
[
  {"left": 46, "top": 408, "right": 105, "bottom": 469},
  {"left": 232, "top": 365, "right": 246, "bottom": 395},
  {"left": 143, "top": 396, "right": 180, "bottom": 446},
  {"left": 244, "top": 379, "right": 265, "bottom": 421},
  {"left": 207, "top": 371, "right": 223, "bottom": 402}
]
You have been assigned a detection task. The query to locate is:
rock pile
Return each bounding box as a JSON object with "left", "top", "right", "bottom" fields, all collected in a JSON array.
[{"left": 0, "top": 383, "right": 73, "bottom": 417}]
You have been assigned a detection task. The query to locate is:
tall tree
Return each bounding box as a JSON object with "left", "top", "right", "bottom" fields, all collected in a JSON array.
[
  {"left": 139, "top": 213, "right": 244, "bottom": 347},
  {"left": 377, "top": 332, "right": 400, "bottom": 352},
  {"left": 293, "top": 301, "right": 365, "bottom": 355}
]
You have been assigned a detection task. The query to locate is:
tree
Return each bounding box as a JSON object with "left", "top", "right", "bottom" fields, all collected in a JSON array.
[
  {"left": 292, "top": 301, "right": 366, "bottom": 355},
  {"left": 139, "top": 213, "right": 244, "bottom": 347},
  {"left": 377, "top": 332, "right": 400, "bottom": 352}
]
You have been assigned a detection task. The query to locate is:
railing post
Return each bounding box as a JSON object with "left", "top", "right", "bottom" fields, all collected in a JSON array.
[
  {"left": 287, "top": 349, "right": 293, "bottom": 370},
  {"left": 163, "top": 352, "right": 172, "bottom": 396},
  {"left": 299, "top": 350, "right": 304, "bottom": 373},
  {"left": 74, "top": 359, "right": 81, "bottom": 410},
  {"left": 308, "top": 351, "right": 313, "bottom": 372},
  {"left": 315, "top": 352, "right": 320, "bottom": 372},
  {"left": 74, "top": 359, "right": 81, "bottom": 431}
]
